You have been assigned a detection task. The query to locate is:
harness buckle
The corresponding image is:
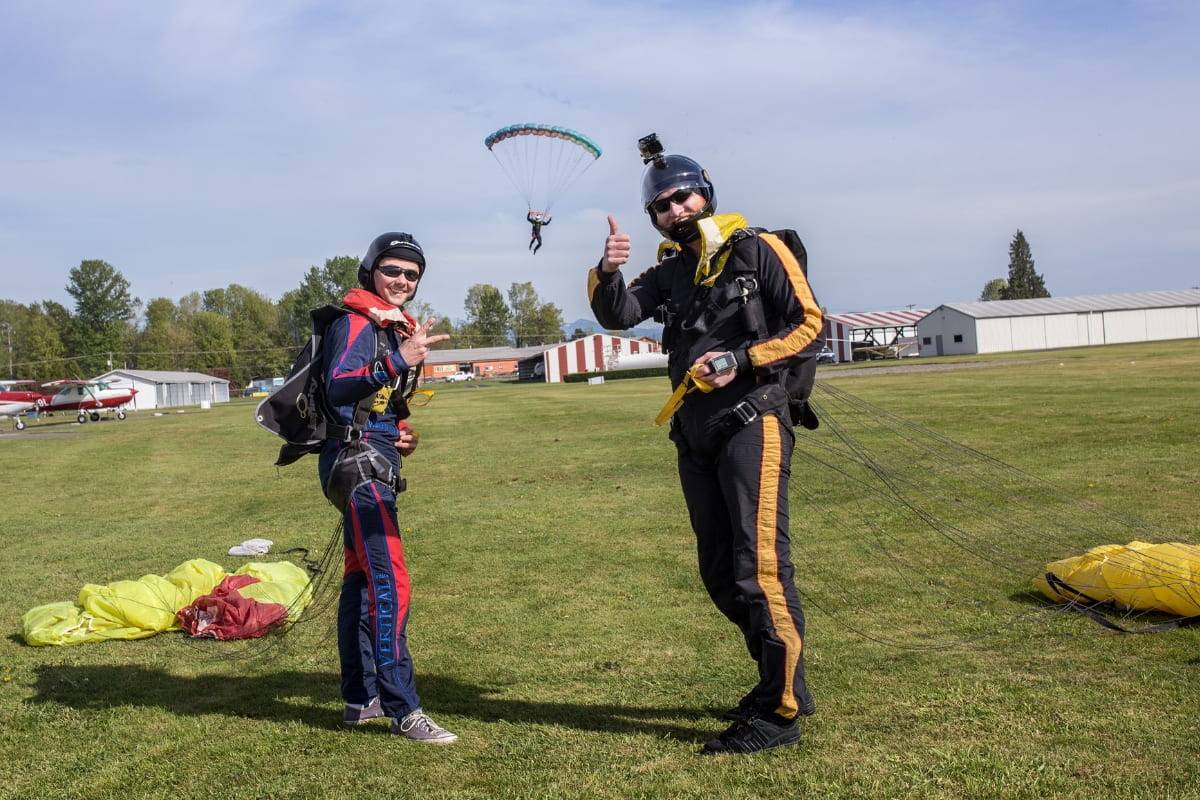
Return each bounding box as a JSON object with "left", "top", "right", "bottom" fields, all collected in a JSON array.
[
  {"left": 730, "top": 400, "right": 758, "bottom": 427},
  {"left": 735, "top": 276, "right": 758, "bottom": 303}
]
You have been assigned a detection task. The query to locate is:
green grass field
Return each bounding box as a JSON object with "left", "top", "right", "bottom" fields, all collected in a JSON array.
[{"left": 1, "top": 341, "right": 1197, "bottom": 800}]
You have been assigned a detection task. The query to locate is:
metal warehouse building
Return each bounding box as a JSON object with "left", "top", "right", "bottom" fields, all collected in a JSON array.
[
  {"left": 822, "top": 308, "right": 929, "bottom": 362},
  {"left": 916, "top": 289, "right": 1200, "bottom": 356},
  {"left": 94, "top": 369, "right": 231, "bottom": 410}
]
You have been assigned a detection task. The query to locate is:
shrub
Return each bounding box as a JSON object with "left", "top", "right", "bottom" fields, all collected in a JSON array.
[{"left": 562, "top": 367, "right": 668, "bottom": 383}]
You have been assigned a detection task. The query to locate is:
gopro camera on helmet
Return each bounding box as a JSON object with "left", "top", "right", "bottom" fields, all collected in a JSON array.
[{"left": 638, "top": 132, "right": 665, "bottom": 165}]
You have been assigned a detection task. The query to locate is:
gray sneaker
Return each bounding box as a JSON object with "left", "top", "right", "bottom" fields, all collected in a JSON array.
[
  {"left": 342, "top": 697, "right": 385, "bottom": 726},
  {"left": 392, "top": 709, "right": 458, "bottom": 744}
]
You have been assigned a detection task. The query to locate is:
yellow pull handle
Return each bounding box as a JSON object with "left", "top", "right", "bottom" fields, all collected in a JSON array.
[{"left": 653, "top": 365, "right": 716, "bottom": 426}]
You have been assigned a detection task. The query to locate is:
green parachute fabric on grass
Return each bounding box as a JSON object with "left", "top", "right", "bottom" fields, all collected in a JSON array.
[
  {"left": 21, "top": 558, "right": 311, "bottom": 646},
  {"left": 1034, "top": 541, "right": 1200, "bottom": 618}
]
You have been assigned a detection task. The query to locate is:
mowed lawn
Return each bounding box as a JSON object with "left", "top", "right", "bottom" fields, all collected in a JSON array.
[{"left": 0, "top": 340, "right": 1197, "bottom": 800}]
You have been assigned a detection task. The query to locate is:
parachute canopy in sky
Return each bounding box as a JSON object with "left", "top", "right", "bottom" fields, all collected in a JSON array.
[{"left": 484, "top": 123, "right": 602, "bottom": 214}]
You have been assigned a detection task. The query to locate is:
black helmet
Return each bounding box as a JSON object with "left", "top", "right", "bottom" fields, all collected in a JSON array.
[
  {"left": 357, "top": 232, "right": 426, "bottom": 291},
  {"left": 640, "top": 154, "right": 717, "bottom": 243}
]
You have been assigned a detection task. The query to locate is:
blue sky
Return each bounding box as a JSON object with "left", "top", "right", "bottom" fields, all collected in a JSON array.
[{"left": 2, "top": 1, "right": 1197, "bottom": 324}]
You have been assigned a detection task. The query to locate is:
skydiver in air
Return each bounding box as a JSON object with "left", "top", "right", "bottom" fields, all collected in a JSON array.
[{"left": 527, "top": 210, "right": 551, "bottom": 254}]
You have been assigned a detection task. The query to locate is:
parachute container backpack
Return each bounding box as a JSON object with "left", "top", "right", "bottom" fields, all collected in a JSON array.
[
  {"left": 484, "top": 123, "right": 602, "bottom": 215},
  {"left": 256, "top": 305, "right": 348, "bottom": 466}
]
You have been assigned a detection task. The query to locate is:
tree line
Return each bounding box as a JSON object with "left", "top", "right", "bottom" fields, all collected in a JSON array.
[{"left": 0, "top": 256, "right": 565, "bottom": 386}]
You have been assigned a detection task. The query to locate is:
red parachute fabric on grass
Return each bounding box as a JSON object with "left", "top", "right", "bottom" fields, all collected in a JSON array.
[{"left": 177, "top": 574, "right": 288, "bottom": 640}]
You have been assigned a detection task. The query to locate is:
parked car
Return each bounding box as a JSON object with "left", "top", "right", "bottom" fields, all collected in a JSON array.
[
  {"left": 445, "top": 371, "right": 475, "bottom": 383},
  {"left": 816, "top": 346, "right": 836, "bottom": 365}
]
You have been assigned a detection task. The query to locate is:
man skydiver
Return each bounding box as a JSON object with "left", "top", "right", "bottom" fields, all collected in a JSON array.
[
  {"left": 319, "top": 231, "right": 457, "bottom": 744},
  {"left": 527, "top": 209, "right": 551, "bottom": 254},
  {"left": 586, "top": 136, "right": 824, "bottom": 755}
]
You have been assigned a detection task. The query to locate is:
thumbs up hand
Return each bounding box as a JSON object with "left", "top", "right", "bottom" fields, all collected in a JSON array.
[{"left": 601, "top": 215, "right": 631, "bottom": 273}]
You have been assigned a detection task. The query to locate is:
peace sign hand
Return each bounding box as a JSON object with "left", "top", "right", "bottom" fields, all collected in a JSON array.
[{"left": 399, "top": 317, "right": 451, "bottom": 366}]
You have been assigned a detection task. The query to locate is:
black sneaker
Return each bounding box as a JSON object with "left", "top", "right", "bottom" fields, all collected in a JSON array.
[
  {"left": 722, "top": 694, "right": 816, "bottom": 722},
  {"left": 720, "top": 691, "right": 757, "bottom": 722},
  {"left": 701, "top": 714, "right": 802, "bottom": 755}
]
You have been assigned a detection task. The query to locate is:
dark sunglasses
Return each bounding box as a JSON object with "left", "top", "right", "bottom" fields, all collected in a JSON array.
[
  {"left": 649, "top": 188, "right": 697, "bottom": 214},
  {"left": 377, "top": 264, "right": 421, "bottom": 281}
]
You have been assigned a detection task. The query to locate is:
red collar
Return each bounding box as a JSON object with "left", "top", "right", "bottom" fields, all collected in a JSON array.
[{"left": 341, "top": 288, "right": 415, "bottom": 333}]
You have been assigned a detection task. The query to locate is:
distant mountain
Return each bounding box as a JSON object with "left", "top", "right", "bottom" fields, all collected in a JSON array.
[{"left": 563, "top": 318, "right": 663, "bottom": 341}]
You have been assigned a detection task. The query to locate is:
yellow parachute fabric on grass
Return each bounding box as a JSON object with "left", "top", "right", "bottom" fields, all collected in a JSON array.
[
  {"left": 1034, "top": 541, "right": 1200, "bottom": 618},
  {"left": 21, "top": 558, "right": 311, "bottom": 646},
  {"left": 235, "top": 561, "right": 313, "bottom": 612}
]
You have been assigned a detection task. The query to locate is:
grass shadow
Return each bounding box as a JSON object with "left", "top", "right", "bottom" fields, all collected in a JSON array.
[{"left": 28, "top": 665, "right": 715, "bottom": 741}]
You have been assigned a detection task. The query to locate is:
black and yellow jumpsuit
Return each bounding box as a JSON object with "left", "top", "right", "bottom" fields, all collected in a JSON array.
[{"left": 588, "top": 232, "right": 823, "bottom": 722}]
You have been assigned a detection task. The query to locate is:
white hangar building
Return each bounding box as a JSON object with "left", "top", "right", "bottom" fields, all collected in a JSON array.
[
  {"left": 94, "top": 369, "right": 231, "bottom": 410},
  {"left": 916, "top": 289, "right": 1200, "bottom": 356}
]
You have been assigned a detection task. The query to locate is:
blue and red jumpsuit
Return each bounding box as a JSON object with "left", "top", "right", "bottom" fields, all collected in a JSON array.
[{"left": 317, "top": 310, "right": 419, "bottom": 718}]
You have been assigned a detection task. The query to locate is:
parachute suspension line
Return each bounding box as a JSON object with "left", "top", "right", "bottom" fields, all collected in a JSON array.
[
  {"left": 814, "top": 383, "right": 1132, "bottom": 580},
  {"left": 811, "top": 383, "right": 1079, "bottom": 569},
  {"left": 169, "top": 518, "right": 344, "bottom": 665},
  {"left": 544, "top": 147, "right": 587, "bottom": 214},
  {"left": 813, "top": 385, "right": 1057, "bottom": 572},
  {"left": 510, "top": 138, "right": 534, "bottom": 210},
  {"left": 528, "top": 134, "right": 541, "bottom": 212},
  {"left": 484, "top": 124, "right": 602, "bottom": 219},
  {"left": 811, "top": 382, "right": 1181, "bottom": 582},
  {"left": 790, "top": 466, "right": 955, "bottom": 598},
  {"left": 545, "top": 150, "right": 598, "bottom": 214},
  {"left": 540, "top": 137, "right": 567, "bottom": 214},
  {"left": 794, "top": 380, "right": 1197, "bottom": 644},
  {"left": 809, "top": 391, "right": 1025, "bottom": 574},
  {"left": 489, "top": 149, "right": 528, "bottom": 211}
]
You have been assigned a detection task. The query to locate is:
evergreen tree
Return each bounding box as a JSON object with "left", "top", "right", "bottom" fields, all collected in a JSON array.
[{"left": 1001, "top": 230, "right": 1050, "bottom": 299}]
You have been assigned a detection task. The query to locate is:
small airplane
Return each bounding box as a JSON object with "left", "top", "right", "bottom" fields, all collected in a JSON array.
[
  {"left": 0, "top": 380, "right": 46, "bottom": 430},
  {"left": 39, "top": 379, "right": 138, "bottom": 424}
]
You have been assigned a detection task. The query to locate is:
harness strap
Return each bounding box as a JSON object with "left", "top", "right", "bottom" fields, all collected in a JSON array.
[{"left": 717, "top": 384, "right": 789, "bottom": 436}]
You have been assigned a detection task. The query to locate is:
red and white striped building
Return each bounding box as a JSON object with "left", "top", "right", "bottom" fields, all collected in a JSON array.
[
  {"left": 822, "top": 309, "right": 929, "bottom": 362},
  {"left": 523, "top": 333, "right": 664, "bottom": 383}
]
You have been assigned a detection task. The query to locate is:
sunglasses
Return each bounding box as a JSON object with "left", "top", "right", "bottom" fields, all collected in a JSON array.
[
  {"left": 649, "top": 188, "right": 697, "bottom": 214},
  {"left": 377, "top": 264, "right": 422, "bottom": 281}
]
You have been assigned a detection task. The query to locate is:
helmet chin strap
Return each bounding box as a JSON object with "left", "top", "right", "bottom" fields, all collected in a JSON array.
[{"left": 660, "top": 208, "right": 714, "bottom": 244}]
